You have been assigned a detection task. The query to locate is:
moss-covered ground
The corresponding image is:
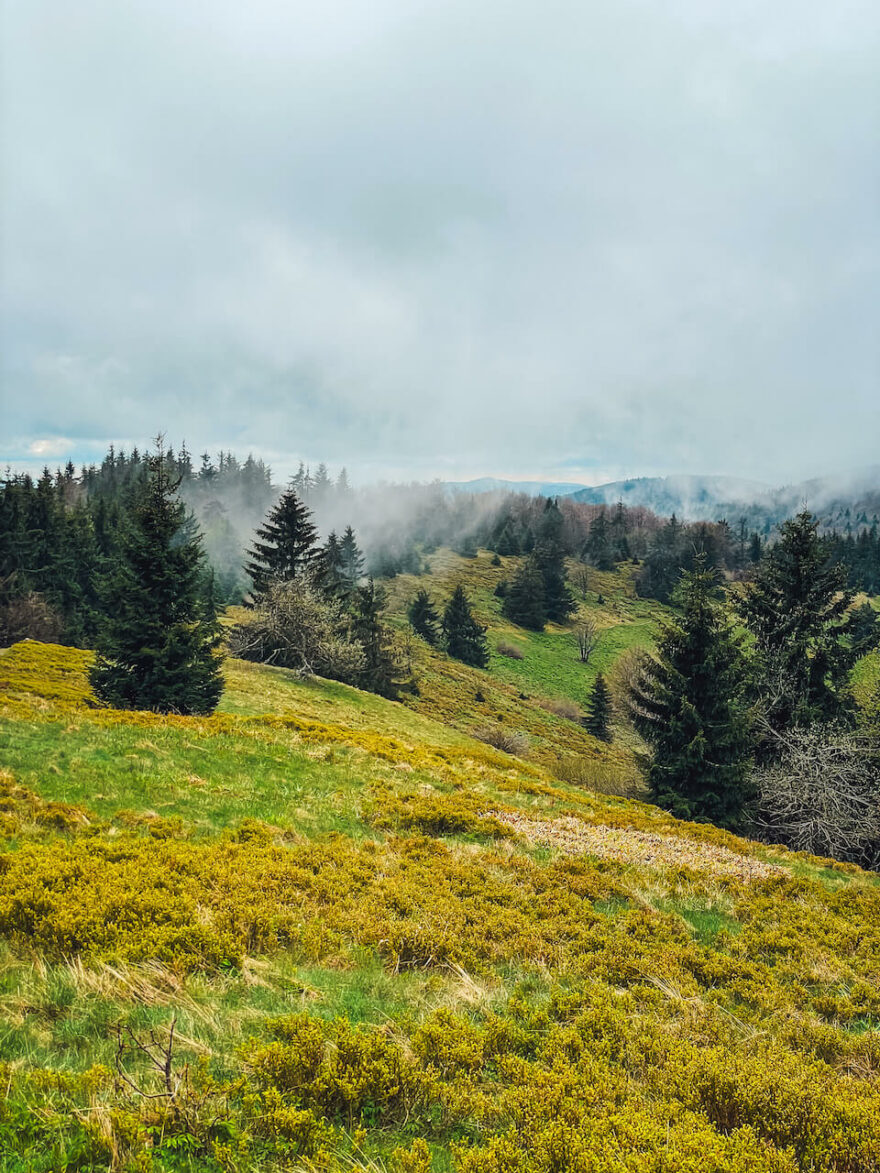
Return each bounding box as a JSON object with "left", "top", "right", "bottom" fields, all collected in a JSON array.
[{"left": 1, "top": 567, "right": 879, "bottom": 1171}]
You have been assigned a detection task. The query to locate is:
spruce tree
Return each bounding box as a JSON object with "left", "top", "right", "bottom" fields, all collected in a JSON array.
[
  {"left": 442, "top": 584, "right": 489, "bottom": 668},
  {"left": 535, "top": 542, "right": 575, "bottom": 623},
  {"left": 246, "top": 486, "right": 318, "bottom": 602},
  {"left": 313, "top": 532, "right": 346, "bottom": 600},
  {"left": 636, "top": 516, "right": 684, "bottom": 604},
  {"left": 629, "top": 557, "right": 752, "bottom": 829},
  {"left": 351, "top": 578, "right": 402, "bottom": 698},
  {"left": 408, "top": 588, "right": 440, "bottom": 645},
  {"left": 533, "top": 498, "right": 575, "bottom": 622},
  {"left": 502, "top": 557, "right": 547, "bottom": 631},
  {"left": 89, "top": 448, "right": 223, "bottom": 715},
  {"left": 339, "top": 526, "right": 365, "bottom": 594},
  {"left": 585, "top": 673, "right": 612, "bottom": 742},
  {"left": 737, "top": 510, "right": 857, "bottom": 735},
  {"left": 495, "top": 524, "right": 520, "bottom": 556},
  {"left": 585, "top": 512, "right": 615, "bottom": 570}
]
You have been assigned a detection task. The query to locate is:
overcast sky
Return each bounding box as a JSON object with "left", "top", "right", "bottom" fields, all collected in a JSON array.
[{"left": 2, "top": 0, "right": 878, "bottom": 485}]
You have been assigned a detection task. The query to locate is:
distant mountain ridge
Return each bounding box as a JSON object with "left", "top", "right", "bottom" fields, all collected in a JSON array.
[
  {"left": 446, "top": 477, "right": 590, "bottom": 498},
  {"left": 448, "top": 468, "right": 880, "bottom": 531}
]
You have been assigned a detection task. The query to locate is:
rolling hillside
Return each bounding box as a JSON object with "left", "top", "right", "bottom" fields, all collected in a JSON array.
[{"left": 1, "top": 608, "right": 879, "bottom": 1172}]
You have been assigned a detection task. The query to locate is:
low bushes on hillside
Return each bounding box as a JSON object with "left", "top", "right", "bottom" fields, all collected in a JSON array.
[
  {"left": 472, "top": 723, "right": 530, "bottom": 756},
  {"left": 553, "top": 754, "right": 642, "bottom": 797},
  {"left": 539, "top": 695, "right": 582, "bottom": 722},
  {"left": 496, "top": 640, "right": 524, "bottom": 660}
]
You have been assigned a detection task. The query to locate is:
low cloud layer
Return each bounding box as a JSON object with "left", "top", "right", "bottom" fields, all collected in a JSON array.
[{"left": 2, "top": 0, "right": 878, "bottom": 484}]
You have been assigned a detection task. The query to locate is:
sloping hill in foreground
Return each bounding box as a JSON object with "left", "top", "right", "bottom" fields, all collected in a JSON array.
[{"left": 0, "top": 640, "right": 879, "bottom": 1172}]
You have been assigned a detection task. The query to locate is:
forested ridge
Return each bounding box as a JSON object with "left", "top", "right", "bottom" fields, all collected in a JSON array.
[{"left": 3, "top": 442, "right": 878, "bottom": 649}]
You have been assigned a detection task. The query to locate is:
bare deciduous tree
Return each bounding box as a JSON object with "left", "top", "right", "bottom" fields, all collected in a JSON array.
[
  {"left": 229, "top": 578, "right": 365, "bottom": 682},
  {"left": 750, "top": 722, "right": 880, "bottom": 867},
  {"left": 575, "top": 619, "right": 599, "bottom": 664},
  {"left": 572, "top": 562, "right": 592, "bottom": 600}
]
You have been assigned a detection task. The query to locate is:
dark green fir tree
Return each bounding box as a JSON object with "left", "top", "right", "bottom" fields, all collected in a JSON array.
[
  {"left": 585, "top": 511, "right": 615, "bottom": 571},
  {"left": 313, "top": 531, "right": 346, "bottom": 600},
  {"left": 89, "top": 446, "right": 223, "bottom": 715},
  {"left": 339, "top": 526, "right": 365, "bottom": 595},
  {"left": 442, "top": 584, "right": 489, "bottom": 668},
  {"left": 246, "top": 486, "right": 319, "bottom": 602},
  {"left": 495, "top": 524, "right": 520, "bottom": 556},
  {"left": 408, "top": 588, "right": 441, "bottom": 645},
  {"left": 502, "top": 557, "right": 547, "bottom": 631},
  {"left": 533, "top": 498, "right": 575, "bottom": 622},
  {"left": 737, "top": 510, "right": 857, "bottom": 735},
  {"left": 585, "top": 673, "right": 612, "bottom": 742},
  {"left": 629, "top": 557, "right": 752, "bottom": 828},
  {"left": 351, "top": 578, "right": 402, "bottom": 699}
]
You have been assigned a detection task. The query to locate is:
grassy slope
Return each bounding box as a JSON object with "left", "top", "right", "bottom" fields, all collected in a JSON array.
[
  {"left": 0, "top": 584, "right": 879, "bottom": 1171},
  {"left": 382, "top": 551, "right": 664, "bottom": 786}
]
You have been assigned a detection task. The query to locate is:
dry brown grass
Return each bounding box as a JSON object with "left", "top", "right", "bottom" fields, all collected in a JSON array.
[
  {"left": 552, "top": 753, "right": 643, "bottom": 797},
  {"left": 538, "top": 696, "right": 582, "bottom": 722},
  {"left": 488, "top": 810, "right": 784, "bottom": 881}
]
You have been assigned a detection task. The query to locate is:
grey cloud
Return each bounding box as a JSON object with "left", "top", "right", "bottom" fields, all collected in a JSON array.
[{"left": 2, "top": 0, "right": 878, "bottom": 484}]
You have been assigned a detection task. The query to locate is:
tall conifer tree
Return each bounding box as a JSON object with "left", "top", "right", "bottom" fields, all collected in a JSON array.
[
  {"left": 89, "top": 446, "right": 223, "bottom": 715},
  {"left": 313, "top": 532, "right": 346, "bottom": 600},
  {"left": 502, "top": 557, "right": 547, "bottom": 630},
  {"left": 442, "top": 585, "right": 489, "bottom": 668},
  {"left": 629, "top": 557, "right": 752, "bottom": 828},
  {"left": 585, "top": 673, "right": 612, "bottom": 742},
  {"left": 737, "top": 510, "right": 857, "bottom": 735},
  {"left": 534, "top": 499, "right": 575, "bottom": 622},
  {"left": 408, "top": 588, "right": 440, "bottom": 645},
  {"left": 339, "top": 526, "right": 365, "bottom": 594},
  {"left": 246, "top": 486, "right": 318, "bottom": 602},
  {"left": 585, "top": 511, "right": 615, "bottom": 571},
  {"left": 351, "top": 578, "right": 402, "bottom": 698}
]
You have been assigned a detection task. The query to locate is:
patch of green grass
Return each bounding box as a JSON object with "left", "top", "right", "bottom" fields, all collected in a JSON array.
[
  {"left": 852, "top": 647, "right": 880, "bottom": 710},
  {"left": 673, "top": 905, "right": 741, "bottom": 945},
  {"left": 0, "top": 946, "right": 444, "bottom": 1080},
  {"left": 487, "top": 618, "right": 658, "bottom": 709},
  {"left": 0, "top": 714, "right": 374, "bottom": 837},
  {"left": 294, "top": 952, "right": 445, "bottom": 1026}
]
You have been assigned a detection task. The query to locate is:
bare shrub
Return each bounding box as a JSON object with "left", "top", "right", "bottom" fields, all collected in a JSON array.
[
  {"left": 539, "top": 696, "right": 582, "bottom": 723},
  {"left": 553, "top": 755, "right": 643, "bottom": 797},
  {"left": 750, "top": 723, "right": 880, "bottom": 867},
  {"left": 574, "top": 619, "right": 599, "bottom": 664},
  {"left": 497, "top": 640, "right": 524, "bottom": 660},
  {"left": 0, "top": 592, "right": 65, "bottom": 646},
  {"left": 473, "top": 724, "right": 529, "bottom": 757},
  {"left": 229, "top": 579, "right": 365, "bottom": 683}
]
